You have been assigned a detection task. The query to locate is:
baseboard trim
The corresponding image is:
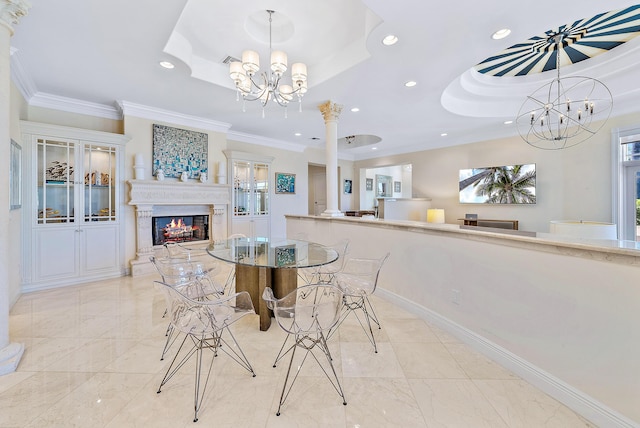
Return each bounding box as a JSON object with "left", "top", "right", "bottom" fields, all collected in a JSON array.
[
  {"left": 376, "top": 287, "right": 639, "bottom": 428},
  {"left": 21, "top": 271, "right": 127, "bottom": 294}
]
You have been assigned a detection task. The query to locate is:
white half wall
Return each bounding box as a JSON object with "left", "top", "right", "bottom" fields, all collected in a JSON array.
[{"left": 287, "top": 215, "right": 640, "bottom": 427}]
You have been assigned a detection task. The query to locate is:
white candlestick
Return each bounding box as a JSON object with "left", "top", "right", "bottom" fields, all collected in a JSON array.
[
  {"left": 217, "top": 161, "right": 226, "bottom": 184},
  {"left": 134, "top": 153, "right": 145, "bottom": 180}
]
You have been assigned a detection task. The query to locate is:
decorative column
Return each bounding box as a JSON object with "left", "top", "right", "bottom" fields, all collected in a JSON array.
[
  {"left": 0, "top": 0, "right": 30, "bottom": 376},
  {"left": 318, "top": 100, "right": 344, "bottom": 217}
]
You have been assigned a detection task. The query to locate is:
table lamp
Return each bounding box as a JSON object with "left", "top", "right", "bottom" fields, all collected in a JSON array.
[{"left": 427, "top": 208, "right": 445, "bottom": 224}]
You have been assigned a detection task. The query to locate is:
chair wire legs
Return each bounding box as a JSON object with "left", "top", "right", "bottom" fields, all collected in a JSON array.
[
  {"left": 331, "top": 295, "right": 381, "bottom": 353},
  {"left": 276, "top": 332, "right": 346, "bottom": 416},
  {"left": 161, "top": 323, "right": 178, "bottom": 361},
  {"left": 271, "top": 334, "right": 294, "bottom": 368},
  {"left": 157, "top": 328, "right": 255, "bottom": 422}
]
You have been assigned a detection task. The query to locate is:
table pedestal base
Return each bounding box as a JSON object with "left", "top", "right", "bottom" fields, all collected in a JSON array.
[{"left": 235, "top": 265, "right": 298, "bottom": 330}]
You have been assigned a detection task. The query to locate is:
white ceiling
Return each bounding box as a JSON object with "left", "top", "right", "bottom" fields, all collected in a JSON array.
[{"left": 9, "top": 0, "right": 640, "bottom": 160}]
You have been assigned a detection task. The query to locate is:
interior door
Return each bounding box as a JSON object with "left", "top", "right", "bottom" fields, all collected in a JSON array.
[{"left": 312, "top": 171, "right": 326, "bottom": 215}]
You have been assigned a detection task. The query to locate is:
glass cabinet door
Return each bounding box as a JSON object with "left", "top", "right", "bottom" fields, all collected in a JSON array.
[
  {"left": 254, "top": 162, "right": 269, "bottom": 216},
  {"left": 37, "top": 138, "right": 76, "bottom": 224},
  {"left": 83, "top": 144, "right": 117, "bottom": 222},
  {"left": 233, "top": 161, "right": 251, "bottom": 216},
  {"left": 232, "top": 160, "right": 270, "bottom": 217}
]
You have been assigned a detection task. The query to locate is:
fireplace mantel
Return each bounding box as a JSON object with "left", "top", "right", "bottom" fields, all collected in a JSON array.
[
  {"left": 128, "top": 179, "right": 230, "bottom": 206},
  {"left": 127, "top": 180, "right": 231, "bottom": 276}
]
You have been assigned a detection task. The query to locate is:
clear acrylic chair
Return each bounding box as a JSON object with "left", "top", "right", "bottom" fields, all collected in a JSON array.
[
  {"left": 218, "top": 233, "right": 247, "bottom": 294},
  {"left": 150, "top": 256, "right": 224, "bottom": 360},
  {"left": 332, "top": 253, "right": 390, "bottom": 353},
  {"left": 161, "top": 243, "right": 223, "bottom": 286},
  {"left": 150, "top": 256, "right": 224, "bottom": 299},
  {"left": 154, "top": 279, "right": 256, "bottom": 422},
  {"left": 298, "top": 239, "right": 350, "bottom": 285},
  {"left": 262, "top": 283, "right": 346, "bottom": 416}
]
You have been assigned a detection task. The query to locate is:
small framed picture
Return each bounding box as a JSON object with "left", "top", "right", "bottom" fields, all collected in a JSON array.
[
  {"left": 344, "top": 179, "right": 352, "bottom": 194},
  {"left": 275, "top": 172, "right": 296, "bottom": 194},
  {"left": 365, "top": 178, "right": 373, "bottom": 191},
  {"left": 394, "top": 181, "right": 401, "bottom": 193}
]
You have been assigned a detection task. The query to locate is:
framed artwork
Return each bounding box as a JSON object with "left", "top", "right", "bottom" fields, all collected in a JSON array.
[
  {"left": 459, "top": 164, "right": 536, "bottom": 204},
  {"left": 344, "top": 179, "right": 352, "bottom": 194},
  {"left": 394, "top": 181, "right": 401, "bottom": 193},
  {"left": 376, "top": 174, "right": 392, "bottom": 197},
  {"left": 275, "top": 244, "right": 297, "bottom": 267},
  {"left": 10, "top": 139, "right": 21, "bottom": 210},
  {"left": 366, "top": 178, "right": 373, "bottom": 191},
  {"left": 275, "top": 172, "right": 296, "bottom": 194},
  {"left": 152, "top": 124, "right": 208, "bottom": 179}
]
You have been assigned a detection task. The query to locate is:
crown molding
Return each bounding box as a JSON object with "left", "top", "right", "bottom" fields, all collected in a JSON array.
[
  {"left": 226, "top": 129, "right": 307, "bottom": 153},
  {"left": 117, "top": 101, "right": 231, "bottom": 133},
  {"left": 31, "top": 93, "right": 122, "bottom": 120},
  {"left": 9, "top": 47, "right": 36, "bottom": 101},
  {"left": 10, "top": 52, "right": 321, "bottom": 155}
]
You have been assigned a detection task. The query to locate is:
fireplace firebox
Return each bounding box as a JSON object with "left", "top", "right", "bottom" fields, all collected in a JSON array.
[{"left": 152, "top": 215, "right": 209, "bottom": 246}]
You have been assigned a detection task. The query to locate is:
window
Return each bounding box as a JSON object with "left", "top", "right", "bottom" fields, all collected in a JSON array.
[{"left": 613, "top": 126, "right": 640, "bottom": 241}]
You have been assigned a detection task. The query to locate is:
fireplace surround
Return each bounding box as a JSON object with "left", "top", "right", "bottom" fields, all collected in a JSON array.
[
  {"left": 152, "top": 215, "right": 209, "bottom": 246},
  {"left": 127, "top": 180, "right": 230, "bottom": 276}
]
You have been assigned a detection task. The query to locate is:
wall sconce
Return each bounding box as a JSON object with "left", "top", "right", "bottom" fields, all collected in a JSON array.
[{"left": 427, "top": 208, "right": 445, "bottom": 224}]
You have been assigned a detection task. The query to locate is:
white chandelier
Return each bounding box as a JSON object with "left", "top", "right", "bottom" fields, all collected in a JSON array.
[
  {"left": 516, "top": 32, "right": 613, "bottom": 150},
  {"left": 229, "top": 10, "right": 307, "bottom": 117}
]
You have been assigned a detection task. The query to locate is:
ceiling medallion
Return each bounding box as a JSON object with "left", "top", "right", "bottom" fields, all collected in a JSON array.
[
  {"left": 516, "top": 31, "right": 613, "bottom": 150},
  {"left": 475, "top": 5, "right": 640, "bottom": 149}
]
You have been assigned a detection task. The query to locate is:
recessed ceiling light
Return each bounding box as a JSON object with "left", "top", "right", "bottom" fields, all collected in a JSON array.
[
  {"left": 491, "top": 28, "right": 511, "bottom": 40},
  {"left": 351, "top": 107, "right": 360, "bottom": 112},
  {"left": 441, "top": 133, "right": 448, "bottom": 137},
  {"left": 159, "top": 61, "right": 175, "bottom": 69},
  {"left": 382, "top": 35, "right": 398, "bottom": 46},
  {"left": 504, "top": 120, "right": 513, "bottom": 125},
  {"left": 404, "top": 81, "right": 417, "bottom": 87},
  {"left": 294, "top": 132, "right": 301, "bottom": 136},
  {"left": 372, "top": 147, "right": 378, "bottom": 150}
]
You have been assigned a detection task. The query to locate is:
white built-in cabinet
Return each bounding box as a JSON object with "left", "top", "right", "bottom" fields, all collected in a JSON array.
[
  {"left": 21, "top": 121, "right": 129, "bottom": 291},
  {"left": 223, "top": 150, "right": 273, "bottom": 239}
]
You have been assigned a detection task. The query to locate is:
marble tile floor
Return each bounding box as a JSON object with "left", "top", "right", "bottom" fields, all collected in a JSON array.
[{"left": 1, "top": 274, "right": 596, "bottom": 427}]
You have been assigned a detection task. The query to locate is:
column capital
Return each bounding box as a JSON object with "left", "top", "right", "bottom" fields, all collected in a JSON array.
[
  {"left": 318, "top": 100, "right": 343, "bottom": 123},
  {"left": 0, "top": 0, "right": 30, "bottom": 35}
]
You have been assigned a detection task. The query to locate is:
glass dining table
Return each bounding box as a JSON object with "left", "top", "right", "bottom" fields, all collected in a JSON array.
[{"left": 207, "top": 236, "right": 339, "bottom": 330}]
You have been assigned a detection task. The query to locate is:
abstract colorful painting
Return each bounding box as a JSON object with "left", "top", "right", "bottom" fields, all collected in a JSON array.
[
  {"left": 275, "top": 172, "right": 296, "bottom": 194},
  {"left": 152, "top": 124, "right": 208, "bottom": 179}
]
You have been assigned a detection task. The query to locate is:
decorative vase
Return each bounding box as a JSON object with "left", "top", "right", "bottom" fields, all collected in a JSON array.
[
  {"left": 200, "top": 172, "right": 207, "bottom": 183},
  {"left": 180, "top": 171, "right": 188, "bottom": 182},
  {"left": 156, "top": 169, "right": 164, "bottom": 181}
]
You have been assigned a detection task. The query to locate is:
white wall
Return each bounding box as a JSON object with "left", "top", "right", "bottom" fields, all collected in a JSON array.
[
  {"left": 287, "top": 216, "right": 640, "bottom": 427},
  {"left": 360, "top": 164, "right": 412, "bottom": 210},
  {"left": 354, "top": 113, "right": 640, "bottom": 233},
  {"left": 14, "top": 102, "right": 640, "bottom": 270},
  {"left": 121, "top": 115, "right": 229, "bottom": 265},
  {"left": 225, "top": 140, "right": 316, "bottom": 240}
]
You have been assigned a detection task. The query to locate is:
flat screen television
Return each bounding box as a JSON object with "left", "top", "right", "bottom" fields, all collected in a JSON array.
[{"left": 459, "top": 164, "right": 536, "bottom": 204}]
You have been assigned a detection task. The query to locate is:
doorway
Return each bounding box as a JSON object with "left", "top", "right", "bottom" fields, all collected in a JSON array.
[{"left": 309, "top": 164, "right": 326, "bottom": 215}]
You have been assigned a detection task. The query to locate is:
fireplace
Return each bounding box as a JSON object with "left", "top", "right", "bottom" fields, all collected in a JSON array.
[
  {"left": 127, "top": 180, "right": 230, "bottom": 277},
  {"left": 152, "top": 215, "right": 209, "bottom": 245}
]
